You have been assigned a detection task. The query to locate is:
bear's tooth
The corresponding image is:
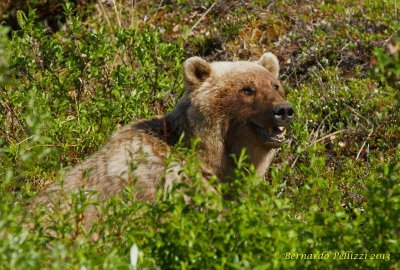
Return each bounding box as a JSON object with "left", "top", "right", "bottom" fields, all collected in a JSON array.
[{"left": 277, "top": 126, "right": 285, "bottom": 132}]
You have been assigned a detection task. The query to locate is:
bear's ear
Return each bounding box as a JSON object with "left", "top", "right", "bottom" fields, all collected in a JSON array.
[
  {"left": 258, "top": 52, "right": 280, "bottom": 79},
  {"left": 183, "top": 57, "right": 212, "bottom": 90}
]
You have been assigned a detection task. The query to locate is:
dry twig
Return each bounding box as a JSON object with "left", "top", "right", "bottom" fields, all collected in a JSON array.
[
  {"left": 188, "top": 2, "right": 217, "bottom": 36},
  {"left": 355, "top": 128, "right": 374, "bottom": 160}
]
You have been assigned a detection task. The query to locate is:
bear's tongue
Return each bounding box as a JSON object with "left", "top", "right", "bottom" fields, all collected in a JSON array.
[
  {"left": 267, "top": 126, "right": 286, "bottom": 140},
  {"left": 251, "top": 122, "right": 286, "bottom": 143}
]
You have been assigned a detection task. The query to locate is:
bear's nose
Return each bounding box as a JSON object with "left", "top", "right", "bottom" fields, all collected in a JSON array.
[{"left": 273, "top": 103, "right": 295, "bottom": 122}]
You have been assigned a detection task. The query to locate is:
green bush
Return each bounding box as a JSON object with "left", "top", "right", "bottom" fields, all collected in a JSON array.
[{"left": 373, "top": 41, "right": 400, "bottom": 89}]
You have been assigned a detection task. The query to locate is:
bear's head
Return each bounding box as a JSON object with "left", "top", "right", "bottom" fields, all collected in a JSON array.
[{"left": 182, "top": 52, "right": 294, "bottom": 149}]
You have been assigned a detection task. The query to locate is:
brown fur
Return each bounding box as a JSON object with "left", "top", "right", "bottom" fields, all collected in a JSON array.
[{"left": 32, "top": 52, "right": 293, "bottom": 227}]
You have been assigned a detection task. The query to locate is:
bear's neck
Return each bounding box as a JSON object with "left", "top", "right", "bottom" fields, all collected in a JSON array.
[
  {"left": 165, "top": 101, "right": 229, "bottom": 180},
  {"left": 225, "top": 122, "right": 278, "bottom": 180},
  {"left": 165, "top": 105, "right": 276, "bottom": 182}
]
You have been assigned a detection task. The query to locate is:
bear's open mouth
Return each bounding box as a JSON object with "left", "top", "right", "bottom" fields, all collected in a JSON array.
[{"left": 250, "top": 122, "right": 287, "bottom": 144}]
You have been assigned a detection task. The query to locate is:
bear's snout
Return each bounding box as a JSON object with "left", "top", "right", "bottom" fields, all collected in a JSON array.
[{"left": 272, "top": 103, "right": 294, "bottom": 124}]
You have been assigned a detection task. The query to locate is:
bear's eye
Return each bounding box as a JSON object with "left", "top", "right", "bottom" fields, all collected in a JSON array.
[
  {"left": 242, "top": 86, "right": 256, "bottom": 96},
  {"left": 273, "top": 83, "right": 280, "bottom": 91}
]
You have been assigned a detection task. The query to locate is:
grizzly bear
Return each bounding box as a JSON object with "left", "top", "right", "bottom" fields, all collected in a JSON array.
[{"left": 32, "top": 52, "right": 294, "bottom": 225}]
